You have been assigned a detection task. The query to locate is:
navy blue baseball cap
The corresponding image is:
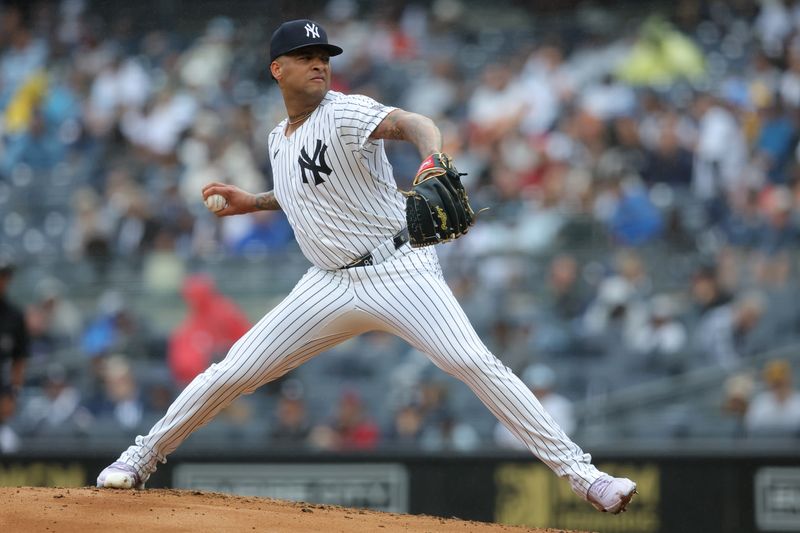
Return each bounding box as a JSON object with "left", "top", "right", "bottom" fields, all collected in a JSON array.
[{"left": 269, "top": 19, "right": 343, "bottom": 63}]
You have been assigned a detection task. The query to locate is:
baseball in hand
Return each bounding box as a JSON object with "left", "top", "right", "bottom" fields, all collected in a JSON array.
[{"left": 205, "top": 194, "right": 228, "bottom": 213}]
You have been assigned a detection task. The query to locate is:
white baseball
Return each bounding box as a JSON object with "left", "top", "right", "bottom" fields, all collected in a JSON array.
[{"left": 205, "top": 194, "right": 228, "bottom": 213}]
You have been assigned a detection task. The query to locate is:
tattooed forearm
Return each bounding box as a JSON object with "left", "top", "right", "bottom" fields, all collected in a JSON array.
[
  {"left": 377, "top": 112, "right": 404, "bottom": 140},
  {"left": 372, "top": 110, "right": 442, "bottom": 157},
  {"left": 254, "top": 191, "right": 281, "bottom": 211}
]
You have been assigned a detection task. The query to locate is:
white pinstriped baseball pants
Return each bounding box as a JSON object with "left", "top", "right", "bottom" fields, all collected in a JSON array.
[{"left": 119, "top": 244, "right": 602, "bottom": 497}]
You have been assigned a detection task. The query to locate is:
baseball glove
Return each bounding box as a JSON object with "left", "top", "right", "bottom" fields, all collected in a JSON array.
[{"left": 404, "top": 152, "right": 476, "bottom": 248}]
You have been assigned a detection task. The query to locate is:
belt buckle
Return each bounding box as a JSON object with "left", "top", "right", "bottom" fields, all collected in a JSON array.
[{"left": 344, "top": 252, "right": 371, "bottom": 269}]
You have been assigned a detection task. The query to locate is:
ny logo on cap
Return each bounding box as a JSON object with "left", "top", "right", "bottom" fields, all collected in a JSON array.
[{"left": 305, "top": 23, "right": 320, "bottom": 38}]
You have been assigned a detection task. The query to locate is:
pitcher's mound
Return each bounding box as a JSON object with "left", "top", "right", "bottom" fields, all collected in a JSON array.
[{"left": 0, "top": 487, "right": 586, "bottom": 532}]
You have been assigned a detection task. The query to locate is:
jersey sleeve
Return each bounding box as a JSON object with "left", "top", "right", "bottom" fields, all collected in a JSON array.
[{"left": 333, "top": 94, "right": 396, "bottom": 151}]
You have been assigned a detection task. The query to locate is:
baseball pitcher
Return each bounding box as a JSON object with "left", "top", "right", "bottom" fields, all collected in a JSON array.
[{"left": 97, "top": 19, "right": 636, "bottom": 515}]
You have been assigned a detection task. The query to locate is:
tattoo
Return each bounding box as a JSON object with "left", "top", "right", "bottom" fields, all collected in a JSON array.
[
  {"left": 372, "top": 110, "right": 442, "bottom": 157},
  {"left": 255, "top": 191, "right": 281, "bottom": 211},
  {"left": 377, "top": 111, "right": 405, "bottom": 140}
]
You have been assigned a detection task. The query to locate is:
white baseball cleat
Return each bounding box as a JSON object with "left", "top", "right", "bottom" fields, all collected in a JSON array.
[
  {"left": 96, "top": 461, "right": 147, "bottom": 489},
  {"left": 587, "top": 475, "right": 637, "bottom": 514}
]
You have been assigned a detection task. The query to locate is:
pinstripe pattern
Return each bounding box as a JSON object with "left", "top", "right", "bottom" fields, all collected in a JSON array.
[
  {"left": 348, "top": 246, "right": 601, "bottom": 496},
  {"left": 120, "top": 267, "right": 368, "bottom": 471},
  {"left": 269, "top": 91, "right": 406, "bottom": 270},
  {"left": 114, "top": 89, "right": 603, "bottom": 501},
  {"left": 118, "top": 245, "right": 600, "bottom": 496}
]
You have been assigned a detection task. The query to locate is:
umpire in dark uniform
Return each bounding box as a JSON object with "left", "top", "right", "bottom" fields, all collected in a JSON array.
[{"left": 0, "top": 258, "right": 30, "bottom": 453}]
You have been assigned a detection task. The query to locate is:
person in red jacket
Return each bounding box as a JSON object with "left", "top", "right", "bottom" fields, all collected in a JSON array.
[
  {"left": 167, "top": 274, "right": 251, "bottom": 386},
  {"left": 309, "top": 390, "right": 379, "bottom": 451}
]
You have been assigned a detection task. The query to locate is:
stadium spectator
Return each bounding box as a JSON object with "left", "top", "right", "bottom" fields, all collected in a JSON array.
[
  {"left": 81, "top": 290, "right": 149, "bottom": 361},
  {"left": 604, "top": 177, "right": 664, "bottom": 246},
  {"left": 691, "top": 94, "right": 749, "bottom": 222},
  {"left": 0, "top": 3, "right": 47, "bottom": 110},
  {"left": 420, "top": 410, "right": 481, "bottom": 452},
  {"left": 754, "top": 185, "right": 798, "bottom": 257},
  {"left": 720, "top": 189, "right": 767, "bottom": 250},
  {"left": 177, "top": 17, "right": 235, "bottom": 94},
  {"left": 141, "top": 229, "right": 187, "bottom": 294},
  {"left": 640, "top": 115, "right": 694, "bottom": 187},
  {"left": 628, "top": 294, "right": 689, "bottom": 376},
  {"left": 401, "top": 57, "right": 459, "bottom": 120},
  {"left": 722, "top": 371, "right": 756, "bottom": 438},
  {"left": 63, "top": 187, "right": 114, "bottom": 271},
  {"left": 694, "top": 291, "right": 766, "bottom": 370},
  {"left": 96, "top": 355, "right": 145, "bottom": 431},
  {"left": 19, "top": 363, "right": 88, "bottom": 435},
  {"left": 103, "top": 168, "right": 159, "bottom": 257},
  {"left": 518, "top": 44, "right": 570, "bottom": 136},
  {"left": 309, "top": 390, "right": 380, "bottom": 451},
  {"left": 688, "top": 263, "right": 732, "bottom": 318},
  {"left": 0, "top": 259, "right": 30, "bottom": 453},
  {"left": 177, "top": 111, "right": 266, "bottom": 208},
  {"left": 582, "top": 250, "right": 651, "bottom": 345},
  {"left": 530, "top": 253, "right": 588, "bottom": 355},
  {"left": 121, "top": 86, "right": 197, "bottom": 159},
  {"left": 745, "top": 359, "right": 800, "bottom": 437},
  {"left": 779, "top": 47, "right": 800, "bottom": 107},
  {"left": 754, "top": 0, "right": 792, "bottom": 57},
  {"left": 580, "top": 74, "right": 636, "bottom": 121},
  {"left": 77, "top": 354, "right": 147, "bottom": 434},
  {"left": 24, "top": 277, "right": 82, "bottom": 370},
  {"left": 467, "top": 63, "right": 527, "bottom": 147},
  {"left": 167, "top": 274, "right": 252, "bottom": 386},
  {"left": 399, "top": 379, "right": 481, "bottom": 452},
  {"left": 754, "top": 100, "right": 797, "bottom": 185},
  {"left": 269, "top": 381, "right": 312, "bottom": 448},
  {"left": 149, "top": 180, "right": 197, "bottom": 254},
  {"left": 0, "top": 107, "right": 65, "bottom": 176},
  {"left": 85, "top": 50, "right": 150, "bottom": 137},
  {"left": 544, "top": 253, "right": 590, "bottom": 323},
  {"left": 385, "top": 401, "right": 425, "bottom": 449}
]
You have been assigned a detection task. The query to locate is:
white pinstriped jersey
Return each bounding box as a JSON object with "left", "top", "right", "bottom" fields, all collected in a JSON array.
[{"left": 268, "top": 90, "right": 406, "bottom": 270}]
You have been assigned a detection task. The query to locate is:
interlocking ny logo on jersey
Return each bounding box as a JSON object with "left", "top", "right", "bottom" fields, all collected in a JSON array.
[
  {"left": 305, "top": 23, "right": 320, "bottom": 38},
  {"left": 298, "top": 139, "right": 332, "bottom": 185}
]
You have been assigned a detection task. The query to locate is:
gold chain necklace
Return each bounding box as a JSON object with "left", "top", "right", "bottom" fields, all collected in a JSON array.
[{"left": 287, "top": 110, "right": 314, "bottom": 125}]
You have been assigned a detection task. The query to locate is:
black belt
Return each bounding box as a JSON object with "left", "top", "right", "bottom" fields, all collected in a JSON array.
[{"left": 343, "top": 228, "right": 409, "bottom": 269}]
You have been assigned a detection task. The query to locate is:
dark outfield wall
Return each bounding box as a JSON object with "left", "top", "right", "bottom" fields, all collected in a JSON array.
[{"left": 1, "top": 450, "right": 798, "bottom": 533}]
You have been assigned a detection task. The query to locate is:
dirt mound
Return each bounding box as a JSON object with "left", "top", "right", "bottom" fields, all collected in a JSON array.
[{"left": 0, "top": 487, "right": 586, "bottom": 532}]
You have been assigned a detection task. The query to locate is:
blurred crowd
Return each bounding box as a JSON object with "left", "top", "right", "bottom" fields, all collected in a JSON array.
[{"left": 2, "top": 0, "right": 800, "bottom": 453}]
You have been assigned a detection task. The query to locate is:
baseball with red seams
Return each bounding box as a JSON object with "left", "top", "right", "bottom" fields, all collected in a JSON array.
[{"left": 205, "top": 194, "right": 227, "bottom": 213}]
